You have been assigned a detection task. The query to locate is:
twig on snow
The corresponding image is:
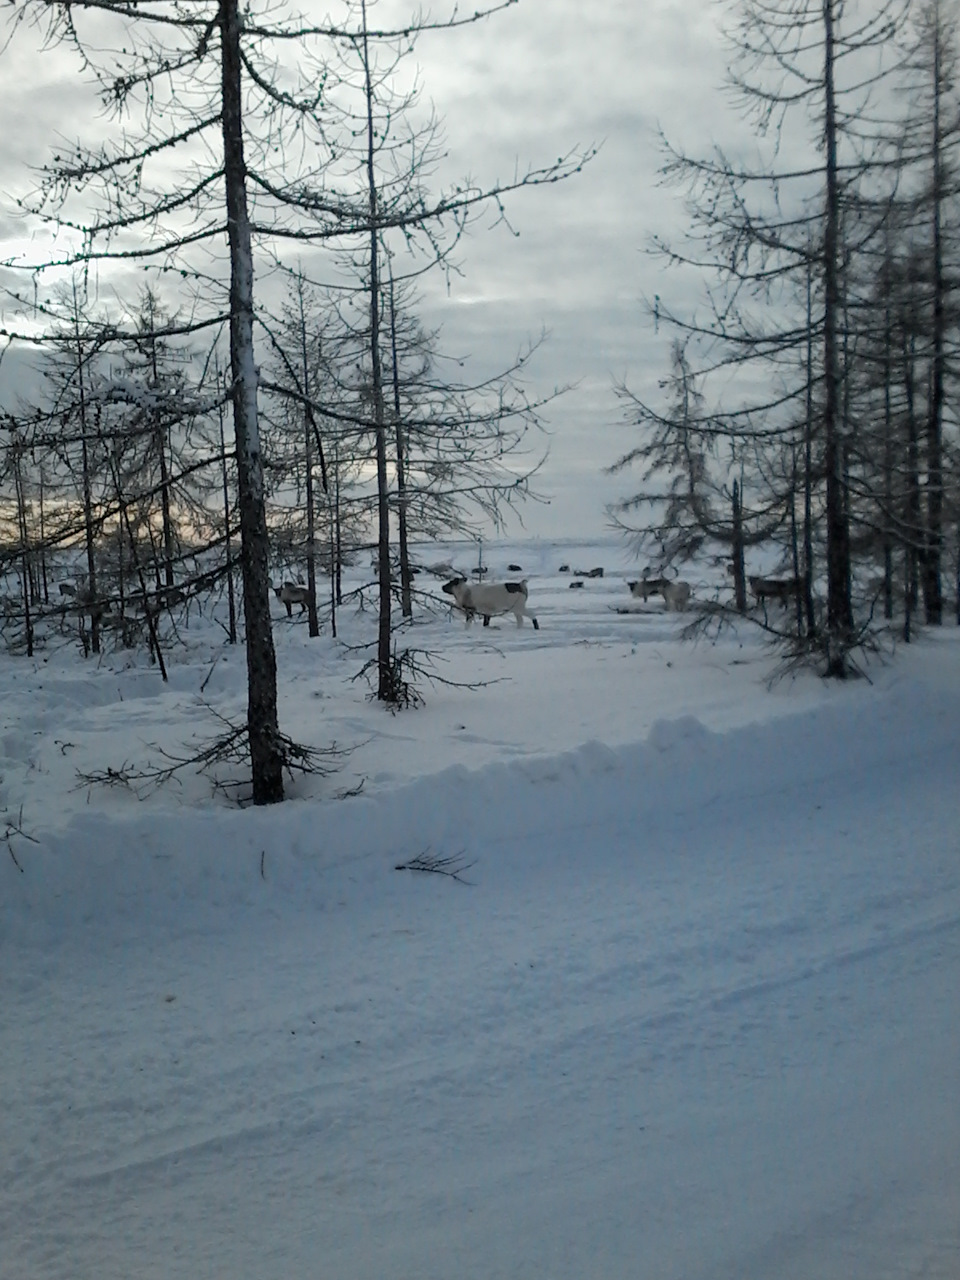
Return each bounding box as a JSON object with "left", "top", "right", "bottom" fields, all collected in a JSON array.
[
  {"left": 394, "top": 847, "right": 476, "bottom": 884},
  {"left": 3, "top": 805, "right": 38, "bottom": 873}
]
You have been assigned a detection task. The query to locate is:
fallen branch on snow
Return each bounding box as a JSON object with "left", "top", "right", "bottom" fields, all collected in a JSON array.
[
  {"left": 3, "top": 805, "right": 38, "bottom": 873},
  {"left": 394, "top": 847, "right": 476, "bottom": 884}
]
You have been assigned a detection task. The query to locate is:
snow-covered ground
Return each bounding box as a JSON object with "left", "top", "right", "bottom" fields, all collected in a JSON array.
[{"left": 2, "top": 538, "right": 959, "bottom": 1279}]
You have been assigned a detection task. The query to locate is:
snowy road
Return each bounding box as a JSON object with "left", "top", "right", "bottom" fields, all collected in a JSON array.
[{"left": 3, "top": 687, "right": 959, "bottom": 1279}]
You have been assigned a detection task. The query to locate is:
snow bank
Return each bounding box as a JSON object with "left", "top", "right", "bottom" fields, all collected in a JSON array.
[{"left": 5, "top": 672, "right": 957, "bottom": 950}]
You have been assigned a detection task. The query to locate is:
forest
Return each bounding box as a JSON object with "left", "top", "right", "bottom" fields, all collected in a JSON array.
[
  {"left": 610, "top": 0, "right": 960, "bottom": 677},
  {"left": 0, "top": 0, "right": 957, "bottom": 802}
]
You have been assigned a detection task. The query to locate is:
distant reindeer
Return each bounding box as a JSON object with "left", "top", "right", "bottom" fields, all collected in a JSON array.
[
  {"left": 271, "top": 580, "right": 310, "bottom": 617},
  {"left": 627, "top": 578, "right": 691, "bottom": 611},
  {"left": 748, "top": 575, "right": 798, "bottom": 609}
]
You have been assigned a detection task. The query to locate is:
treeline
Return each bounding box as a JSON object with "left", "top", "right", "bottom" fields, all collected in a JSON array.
[
  {"left": 0, "top": 275, "right": 543, "bottom": 660},
  {"left": 611, "top": 0, "right": 960, "bottom": 675}
]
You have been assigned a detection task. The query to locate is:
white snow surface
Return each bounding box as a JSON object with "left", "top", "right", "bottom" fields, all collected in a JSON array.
[{"left": 2, "top": 539, "right": 959, "bottom": 1279}]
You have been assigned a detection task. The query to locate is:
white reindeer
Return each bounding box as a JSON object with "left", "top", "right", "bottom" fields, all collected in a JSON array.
[{"left": 442, "top": 577, "right": 539, "bottom": 629}]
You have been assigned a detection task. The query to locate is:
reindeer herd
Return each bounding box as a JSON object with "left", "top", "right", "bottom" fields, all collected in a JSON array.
[
  {"left": 6, "top": 557, "right": 798, "bottom": 651},
  {"left": 264, "top": 559, "right": 804, "bottom": 634}
]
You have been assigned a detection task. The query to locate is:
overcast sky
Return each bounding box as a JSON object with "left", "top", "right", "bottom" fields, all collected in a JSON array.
[
  {"left": 408, "top": 0, "right": 739, "bottom": 538},
  {"left": 0, "top": 0, "right": 744, "bottom": 541}
]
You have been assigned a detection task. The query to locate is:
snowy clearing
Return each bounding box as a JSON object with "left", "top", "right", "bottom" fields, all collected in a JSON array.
[{"left": 2, "top": 539, "right": 959, "bottom": 1279}]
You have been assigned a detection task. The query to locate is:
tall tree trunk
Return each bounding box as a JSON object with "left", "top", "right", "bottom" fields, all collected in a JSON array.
[
  {"left": 882, "top": 297, "right": 894, "bottom": 622},
  {"left": 803, "top": 255, "right": 817, "bottom": 636},
  {"left": 217, "top": 369, "right": 238, "bottom": 645},
  {"left": 388, "top": 266, "right": 413, "bottom": 619},
  {"left": 328, "top": 490, "right": 338, "bottom": 640},
  {"left": 219, "top": 0, "right": 283, "bottom": 803},
  {"left": 360, "top": 0, "right": 393, "bottom": 700},
  {"left": 790, "top": 450, "right": 804, "bottom": 636},
  {"left": 903, "top": 328, "right": 921, "bottom": 642},
  {"left": 156, "top": 423, "right": 175, "bottom": 590},
  {"left": 334, "top": 435, "right": 343, "bottom": 609},
  {"left": 13, "top": 447, "right": 34, "bottom": 658},
  {"left": 73, "top": 301, "right": 100, "bottom": 657},
  {"left": 822, "top": 0, "right": 852, "bottom": 674},
  {"left": 296, "top": 280, "right": 320, "bottom": 638},
  {"left": 145, "top": 323, "right": 176, "bottom": 592},
  {"left": 112, "top": 438, "right": 129, "bottom": 643},
  {"left": 922, "top": 3, "right": 945, "bottom": 624},
  {"left": 37, "top": 467, "right": 49, "bottom": 605}
]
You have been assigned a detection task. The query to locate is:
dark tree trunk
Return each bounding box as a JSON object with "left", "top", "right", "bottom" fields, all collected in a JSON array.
[
  {"left": 296, "top": 283, "right": 320, "bottom": 638},
  {"left": 13, "top": 448, "right": 34, "bottom": 658},
  {"left": 881, "top": 276, "right": 894, "bottom": 621},
  {"left": 156, "top": 424, "right": 175, "bottom": 590},
  {"left": 790, "top": 451, "right": 804, "bottom": 636},
  {"left": 732, "top": 479, "right": 747, "bottom": 613},
  {"left": 38, "top": 469, "right": 49, "bottom": 605},
  {"left": 217, "top": 374, "right": 238, "bottom": 645},
  {"left": 922, "top": 11, "right": 945, "bottom": 625},
  {"left": 388, "top": 268, "right": 413, "bottom": 619},
  {"left": 360, "top": 0, "right": 393, "bottom": 700},
  {"left": 822, "top": 0, "right": 853, "bottom": 674},
  {"left": 71, "top": 290, "right": 101, "bottom": 656},
  {"left": 803, "top": 257, "right": 817, "bottom": 636},
  {"left": 903, "top": 329, "right": 921, "bottom": 642},
  {"left": 219, "top": 0, "right": 283, "bottom": 803}
]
